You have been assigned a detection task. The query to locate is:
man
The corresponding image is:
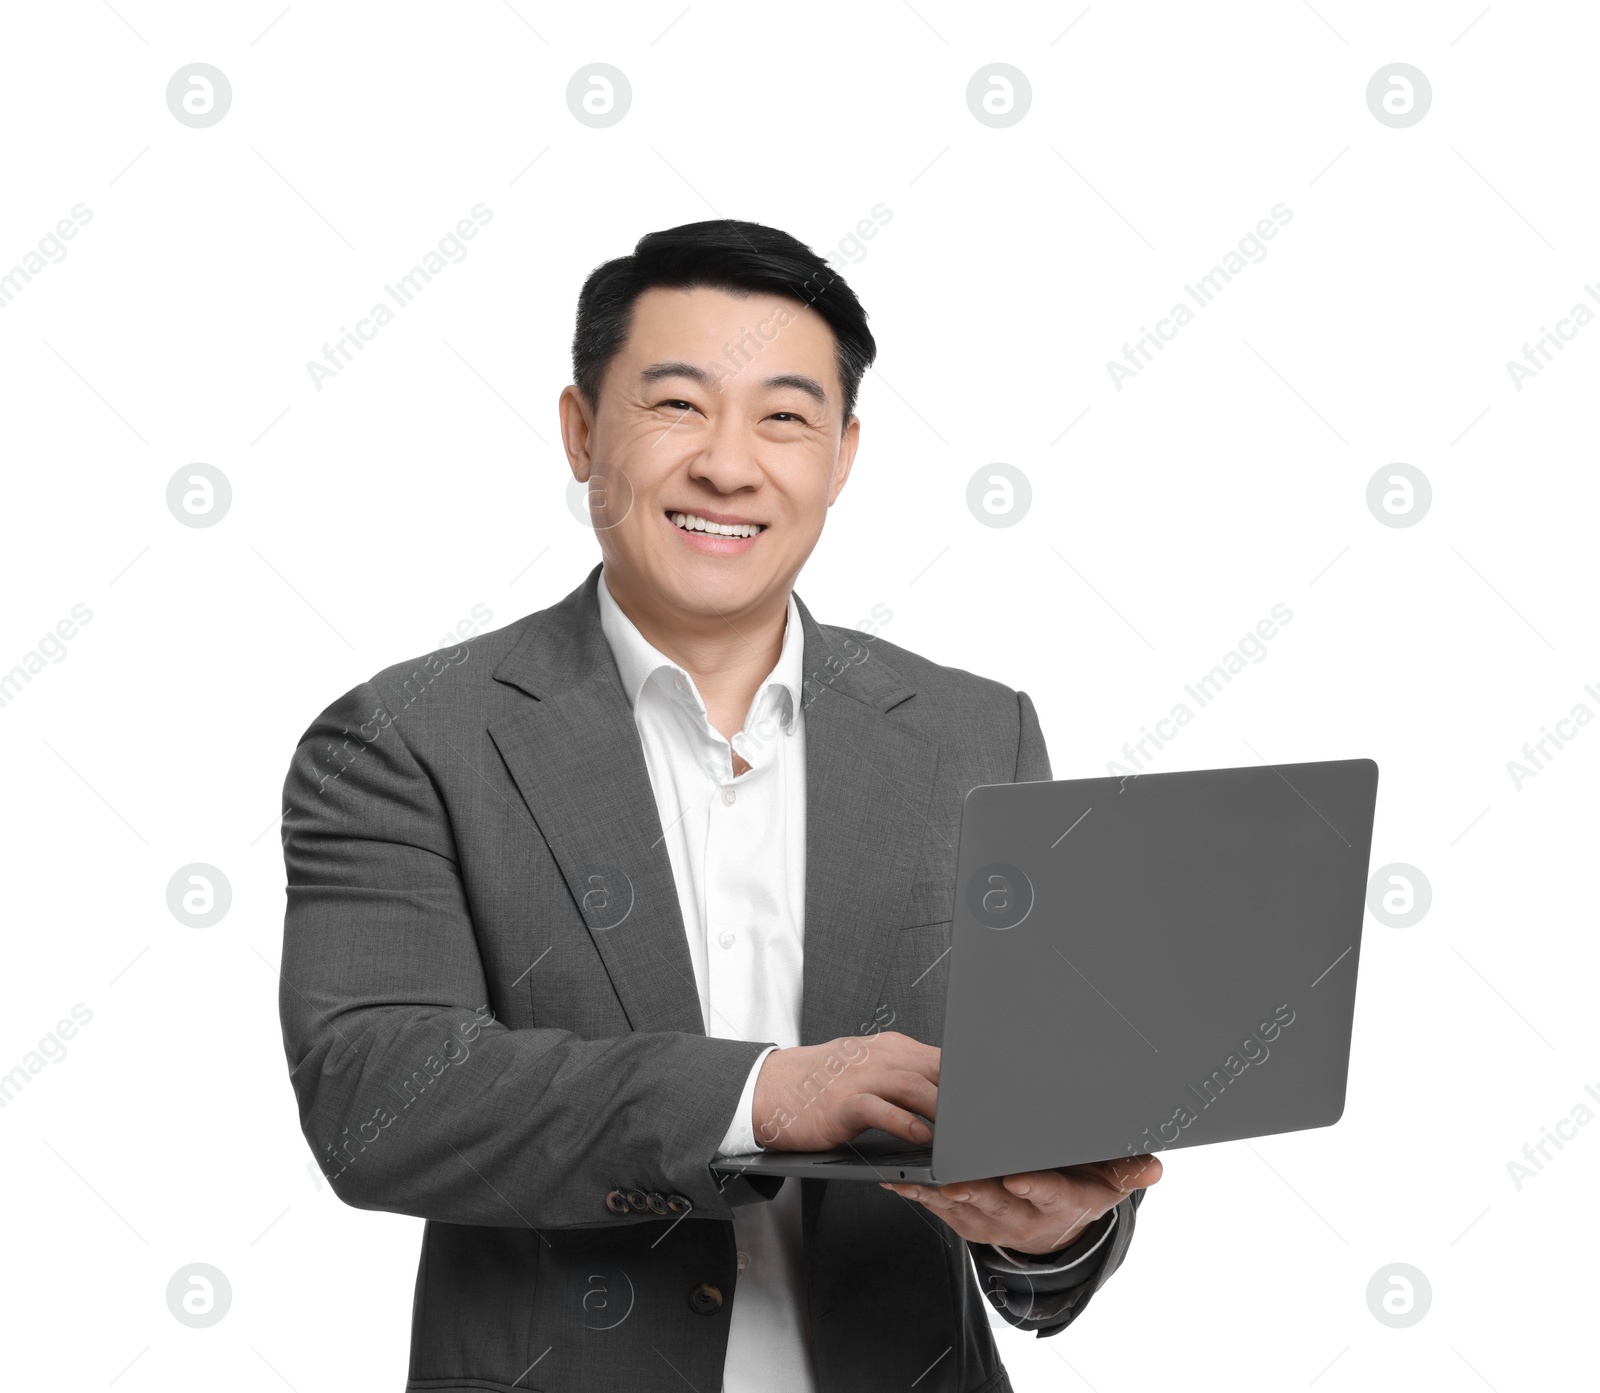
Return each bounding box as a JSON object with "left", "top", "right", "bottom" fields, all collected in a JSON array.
[{"left": 279, "top": 219, "right": 1160, "bottom": 1393}]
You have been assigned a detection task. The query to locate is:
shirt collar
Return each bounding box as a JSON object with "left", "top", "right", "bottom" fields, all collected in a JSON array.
[{"left": 597, "top": 566, "right": 805, "bottom": 731}]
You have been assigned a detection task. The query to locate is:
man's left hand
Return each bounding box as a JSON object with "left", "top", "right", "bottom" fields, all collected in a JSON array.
[{"left": 879, "top": 1153, "right": 1162, "bottom": 1255}]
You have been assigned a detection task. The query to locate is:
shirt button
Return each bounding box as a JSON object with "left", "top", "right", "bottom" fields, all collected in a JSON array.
[
  {"left": 718, "top": 931, "right": 736, "bottom": 950},
  {"left": 674, "top": 674, "right": 688, "bottom": 694},
  {"left": 736, "top": 1250, "right": 750, "bottom": 1272},
  {"left": 689, "top": 1282, "right": 724, "bottom": 1315},
  {"left": 721, "top": 787, "right": 736, "bottom": 806}
]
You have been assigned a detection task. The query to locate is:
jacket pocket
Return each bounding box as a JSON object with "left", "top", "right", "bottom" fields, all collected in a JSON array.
[
  {"left": 901, "top": 877, "right": 954, "bottom": 930},
  {"left": 409, "top": 1222, "right": 543, "bottom": 1388}
]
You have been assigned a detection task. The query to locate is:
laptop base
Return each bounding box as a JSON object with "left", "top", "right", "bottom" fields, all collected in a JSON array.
[{"left": 712, "top": 1136, "right": 938, "bottom": 1183}]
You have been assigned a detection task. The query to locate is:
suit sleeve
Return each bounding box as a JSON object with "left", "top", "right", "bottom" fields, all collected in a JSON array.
[
  {"left": 277, "top": 679, "right": 782, "bottom": 1233},
  {"left": 974, "top": 1189, "right": 1147, "bottom": 1336},
  {"left": 967, "top": 689, "right": 1148, "bottom": 1336}
]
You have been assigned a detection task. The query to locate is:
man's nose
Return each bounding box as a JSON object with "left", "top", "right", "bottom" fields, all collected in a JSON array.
[{"left": 686, "top": 410, "right": 764, "bottom": 491}]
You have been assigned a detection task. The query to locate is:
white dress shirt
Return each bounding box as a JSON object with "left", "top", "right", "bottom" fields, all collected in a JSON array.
[
  {"left": 598, "top": 568, "right": 813, "bottom": 1393},
  {"left": 596, "top": 568, "right": 1117, "bottom": 1391}
]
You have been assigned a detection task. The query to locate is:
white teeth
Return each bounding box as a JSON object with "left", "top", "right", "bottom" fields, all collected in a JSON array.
[{"left": 670, "top": 512, "right": 764, "bottom": 538}]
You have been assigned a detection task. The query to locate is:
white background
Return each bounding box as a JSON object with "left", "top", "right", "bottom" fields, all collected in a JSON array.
[{"left": 2, "top": 1, "right": 1595, "bottom": 1389}]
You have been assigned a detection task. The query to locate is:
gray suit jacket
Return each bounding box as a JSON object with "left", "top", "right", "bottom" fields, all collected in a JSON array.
[{"left": 279, "top": 562, "right": 1143, "bottom": 1393}]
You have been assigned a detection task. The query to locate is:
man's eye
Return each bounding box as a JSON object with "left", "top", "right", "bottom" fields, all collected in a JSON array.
[
  {"left": 769, "top": 412, "right": 806, "bottom": 424},
  {"left": 658, "top": 399, "right": 696, "bottom": 412}
]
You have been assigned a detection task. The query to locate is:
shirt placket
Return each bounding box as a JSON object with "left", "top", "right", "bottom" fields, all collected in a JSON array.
[{"left": 701, "top": 699, "right": 802, "bottom": 1053}]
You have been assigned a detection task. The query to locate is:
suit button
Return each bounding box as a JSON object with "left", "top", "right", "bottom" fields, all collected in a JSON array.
[
  {"left": 604, "top": 1189, "right": 630, "bottom": 1217},
  {"left": 646, "top": 1191, "right": 669, "bottom": 1216},
  {"left": 626, "top": 1190, "right": 649, "bottom": 1213},
  {"left": 689, "top": 1282, "right": 724, "bottom": 1315},
  {"left": 666, "top": 1194, "right": 693, "bottom": 1215}
]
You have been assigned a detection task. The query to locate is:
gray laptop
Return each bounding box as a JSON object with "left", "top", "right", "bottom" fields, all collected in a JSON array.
[{"left": 713, "top": 757, "right": 1379, "bottom": 1186}]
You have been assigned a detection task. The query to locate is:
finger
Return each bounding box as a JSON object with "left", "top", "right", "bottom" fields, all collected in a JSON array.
[
  {"left": 877, "top": 1182, "right": 968, "bottom": 1216},
  {"left": 941, "top": 1179, "right": 1018, "bottom": 1220},
  {"left": 904, "top": 1186, "right": 961, "bottom": 1214},
  {"left": 1001, "top": 1169, "right": 1067, "bottom": 1201},
  {"left": 1000, "top": 1171, "right": 1101, "bottom": 1233},
  {"left": 1129, "top": 1153, "right": 1162, "bottom": 1186},
  {"left": 842, "top": 1093, "right": 933, "bottom": 1145},
  {"left": 1074, "top": 1153, "right": 1162, "bottom": 1192},
  {"left": 872, "top": 1066, "right": 939, "bottom": 1124}
]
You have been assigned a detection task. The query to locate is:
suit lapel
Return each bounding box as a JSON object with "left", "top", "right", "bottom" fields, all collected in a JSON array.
[
  {"left": 488, "top": 567, "right": 707, "bottom": 1037},
  {"left": 793, "top": 597, "right": 941, "bottom": 1047}
]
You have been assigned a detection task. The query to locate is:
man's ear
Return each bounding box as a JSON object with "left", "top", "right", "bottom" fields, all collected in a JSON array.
[
  {"left": 558, "top": 384, "right": 595, "bottom": 482},
  {"left": 828, "top": 413, "right": 861, "bottom": 504}
]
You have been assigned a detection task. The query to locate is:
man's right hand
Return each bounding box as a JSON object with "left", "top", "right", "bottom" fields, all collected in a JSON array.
[{"left": 751, "top": 1031, "right": 940, "bottom": 1152}]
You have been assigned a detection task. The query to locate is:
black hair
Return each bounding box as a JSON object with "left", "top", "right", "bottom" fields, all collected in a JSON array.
[{"left": 571, "top": 219, "right": 877, "bottom": 425}]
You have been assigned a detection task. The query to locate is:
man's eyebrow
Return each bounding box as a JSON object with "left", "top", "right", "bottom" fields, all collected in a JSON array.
[
  {"left": 762, "top": 373, "right": 827, "bottom": 405},
  {"left": 638, "top": 361, "right": 829, "bottom": 406},
  {"left": 639, "top": 360, "right": 713, "bottom": 387}
]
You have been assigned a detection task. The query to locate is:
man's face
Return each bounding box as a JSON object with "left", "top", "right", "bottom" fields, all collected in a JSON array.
[{"left": 559, "top": 284, "right": 859, "bottom": 626}]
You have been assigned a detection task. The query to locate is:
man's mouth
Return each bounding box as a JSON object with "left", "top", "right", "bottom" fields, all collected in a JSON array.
[{"left": 667, "top": 511, "right": 766, "bottom": 539}]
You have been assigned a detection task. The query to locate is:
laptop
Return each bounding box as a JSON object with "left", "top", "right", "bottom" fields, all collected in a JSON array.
[{"left": 712, "top": 757, "right": 1379, "bottom": 1185}]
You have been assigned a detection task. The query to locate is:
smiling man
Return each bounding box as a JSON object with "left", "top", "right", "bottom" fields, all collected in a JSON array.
[{"left": 279, "top": 219, "right": 1158, "bottom": 1393}]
